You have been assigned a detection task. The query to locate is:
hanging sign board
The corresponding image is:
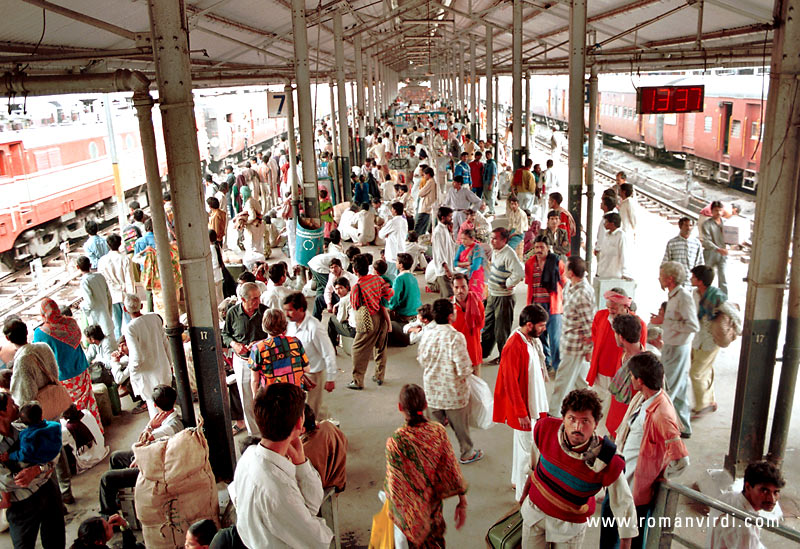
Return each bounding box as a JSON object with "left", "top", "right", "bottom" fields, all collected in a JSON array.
[
  {"left": 637, "top": 85, "right": 705, "bottom": 114},
  {"left": 267, "top": 91, "right": 289, "bottom": 118}
]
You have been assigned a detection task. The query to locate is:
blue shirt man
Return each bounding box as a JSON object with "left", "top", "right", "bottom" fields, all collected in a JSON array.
[{"left": 454, "top": 152, "right": 471, "bottom": 187}]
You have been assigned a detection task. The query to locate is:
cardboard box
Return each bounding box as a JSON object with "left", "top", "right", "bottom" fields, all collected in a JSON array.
[{"left": 723, "top": 225, "right": 740, "bottom": 245}]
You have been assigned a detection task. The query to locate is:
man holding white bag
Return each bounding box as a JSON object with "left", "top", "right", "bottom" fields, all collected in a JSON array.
[{"left": 417, "top": 298, "right": 485, "bottom": 465}]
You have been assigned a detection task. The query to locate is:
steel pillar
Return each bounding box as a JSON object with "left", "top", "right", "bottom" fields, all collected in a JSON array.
[
  {"left": 525, "top": 71, "right": 531, "bottom": 160},
  {"left": 145, "top": 0, "right": 233, "bottom": 478},
  {"left": 328, "top": 81, "right": 341, "bottom": 203},
  {"left": 286, "top": 84, "right": 301, "bottom": 221},
  {"left": 494, "top": 74, "right": 499, "bottom": 159},
  {"left": 131, "top": 91, "right": 196, "bottom": 433},
  {"left": 367, "top": 53, "right": 375, "bottom": 131},
  {"left": 486, "top": 24, "right": 493, "bottom": 144},
  {"left": 103, "top": 96, "right": 126, "bottom": 230},
  {"left": 567, "top": 0, "right": 587, "bottom": 258},
  {"left": 333, "top": 10, "right": 351, "bottom": 200},
  {"left": 585, "top": 65, "right": 598, "bottom": 277},
  {"left": 470, "top": 37, "right": 478, "bottom": 138},
  {"left": 290, "top": 0, "right": 320, "bottom": 219},
  {"left": 728, "top": 0, "right": 800, "bottom": 475},
  {"left": 354, "top": 34, "right": 366, "bottom": 164},
  {"left": 511, "top": 0, "right": 523, "bottom": 170}
]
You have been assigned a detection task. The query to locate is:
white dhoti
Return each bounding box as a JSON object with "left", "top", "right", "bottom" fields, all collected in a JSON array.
[
  {"left": 512, "top": 428, "right": 534, "bottom": 501},
  {"left": 233, "top": 354, "right": 258, "bottom": 436},
  {"left": 549, "top": 353, "right": 590, "bottom": 416}
]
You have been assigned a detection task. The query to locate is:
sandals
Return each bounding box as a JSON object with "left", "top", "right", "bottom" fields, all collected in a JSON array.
[
  {"left": 232, "top": 425, "right": 245, "bottom": 436},
  {"left": 459, "top": 449, "right": 485, "bottom": 464}
]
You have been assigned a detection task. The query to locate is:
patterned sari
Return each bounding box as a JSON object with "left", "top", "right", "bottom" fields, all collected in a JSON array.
[
  {"left": 454, "top": 243, "right": 486, "bottom": 299},
  {"left": 385, "top": 421, "right": 467, "bottom": 547}
]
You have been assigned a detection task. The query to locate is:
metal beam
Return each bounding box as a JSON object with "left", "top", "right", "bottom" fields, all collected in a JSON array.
[
  {"left": 345, "top": 0, "right": 429, "bottom": 37},
  {"left": 20, "top": 0, "right": 141, "bottom": 41},
  {"left": 567, "top": 0, "right": 586, "bottom": 258},
  {"left": 511, "top": 0, "right": 523, "bottom": 169}
]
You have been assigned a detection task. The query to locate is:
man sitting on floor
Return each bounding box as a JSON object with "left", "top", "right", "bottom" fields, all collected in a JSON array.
[{"left": 99, "top": 385, "right": 183, "bottom": 517}]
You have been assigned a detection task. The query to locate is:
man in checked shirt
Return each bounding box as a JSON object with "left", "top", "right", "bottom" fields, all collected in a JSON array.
[
  {"left": 662, "top": 217, "right": 704, "bottom": 285},
  {"left": 549, "top": 257, "right": 596, "bottom": 415},
  {"left": 0, "top": 392, "right": 65, "bottom": 548}
]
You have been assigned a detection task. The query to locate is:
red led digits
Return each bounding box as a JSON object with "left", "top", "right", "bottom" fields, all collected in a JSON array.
[{"left": 637, "top": 85, "right": 705, "bottom": 114}]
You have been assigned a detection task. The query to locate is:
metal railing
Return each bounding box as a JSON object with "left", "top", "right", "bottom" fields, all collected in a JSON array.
[{"left": 646, "top": 480, "right": 800, "bottom": 549}]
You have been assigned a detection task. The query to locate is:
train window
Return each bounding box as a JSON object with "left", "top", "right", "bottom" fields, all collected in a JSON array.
[
  {"left": 704, "top": 116, "right": 713, "bottom": 132},
  {"left": 664, "top": 113, "right": 677, "bottom": 125},
  {"left": 613, "top": 106, "right": 619, "bottom": 117},
  {"left": 125, "top": 134, "right": 135, "bottom": 150},
  {"left": 731, "top": 120, "right": 741, "bottom": 138},
  {"left": 751, "top": 122, "right": 760, "bottom": 139},
  {"left": 88, "top": 142, "right": 99, "bottom": 159}
]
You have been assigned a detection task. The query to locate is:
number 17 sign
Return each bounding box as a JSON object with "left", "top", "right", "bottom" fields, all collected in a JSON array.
[{"left": 267, "top": 91, "right": 288, "bottom": 118}]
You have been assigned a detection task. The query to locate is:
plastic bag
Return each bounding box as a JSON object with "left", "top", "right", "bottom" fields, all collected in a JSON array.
[
  {"left": 369, "top": 499, "right": 395, "bottom": 549},
  {"left": 468, "top": 374, "right": 494, "bottom": 430}
]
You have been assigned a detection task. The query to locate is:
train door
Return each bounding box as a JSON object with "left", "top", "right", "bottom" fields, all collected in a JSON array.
[
  {"left": 683, "top": 113, "right": 696, "bottom": 150},
  {"left": 720, "top": 102, "right": 733, "bottom": 155},
  {"left": 5, "top": 142, "right": 24, "bottom": 177}
]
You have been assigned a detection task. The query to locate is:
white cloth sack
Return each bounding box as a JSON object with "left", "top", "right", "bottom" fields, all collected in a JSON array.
[{"left": 468, "top": 374, "right": 494, "bottom": 430}]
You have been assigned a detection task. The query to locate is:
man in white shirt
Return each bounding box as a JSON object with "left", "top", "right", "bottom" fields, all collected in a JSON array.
[
  {"left": 313, "top": 258, "right": 358, "bottom": 321},
  {"left": 653, "top": 261, "right": 699, "bottom": 439},
  {"left": 709, "top": 461, "right": 784, "bottom": 549},
  {"left": 283, "top": 293, "right": 337, "bottom": 417},
  {"left": 229, "top": 383, "right": 333, "bottom": 549},
  {"left": 98, "top": 234, "right": 136, "bottom": 340},
  {"left": 327, "top": 277, "right": 356, "bottom": 349},
  {"left": 122, "top": 293, "right": 173, "bottom": 418},
  {"left": 368, "top": 137, "right": 387, "bottom": 173},
  {"left": 378, "top": 202, "right": 409, "bottom": 283},
  {"left": 261, "top": 263, "right": 294, "bottom": 310},
  {"left": 442, "top": 176, "right": 483, "bottom": 236},
  {"left": 594, "top": 212, "right": 631, "bottom": 297},
  {"left": 77, "top": 256, "right": 117, "bottom": 353},
  {"left": 354, "top": 206, "right": 376, "bottom": 246},
  {"left": 430, "top": 206, "right": 457, "bottom": 298},
  {"left": 338, "top": 204, "right": 360, "bottom": 242},
  {"left": 618, "top": 183, "right": 638, "bottom": 240},
  {"left": 307, "top": 251, "right": 349, "bottom": 306}
]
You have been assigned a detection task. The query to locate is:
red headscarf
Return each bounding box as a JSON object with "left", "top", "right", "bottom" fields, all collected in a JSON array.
[{"left": 39, "top": 298, "right": 82, "bottom": 348}]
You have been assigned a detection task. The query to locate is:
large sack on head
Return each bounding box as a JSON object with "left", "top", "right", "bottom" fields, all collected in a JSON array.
[{"left": 133, "top": 425, "right": 219, "bottom": 549}]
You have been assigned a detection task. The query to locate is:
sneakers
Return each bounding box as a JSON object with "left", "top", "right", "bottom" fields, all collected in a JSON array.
[
  {"left": 372, "top": 375, "right": 383, "bottom": 386},
  {"left": 459, "top": 449, "right": 485, "bottom": 465},
  {"left": 346, "top": 381, "right": 363, "bottom": 391}
]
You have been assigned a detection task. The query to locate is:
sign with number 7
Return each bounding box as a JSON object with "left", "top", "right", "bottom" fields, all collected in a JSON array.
[{"left": 267, "top": 91, "right": 288, "bottom": 118}]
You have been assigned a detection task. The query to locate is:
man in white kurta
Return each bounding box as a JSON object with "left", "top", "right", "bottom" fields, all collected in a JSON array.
[
  {"left": 97, "top": 236, "right": 136, "bottom": 340},
  {"left": 441, "top": 177, "right": 483, "bottom": 237},
  {"left": 493, "top": 304, "right": 550, "bottom": 501},
  {"left": 78, "top": 257, "right": 117, "bottom": 351},
  {"left": 378, "top": 203, "right": 409, "bottom": 282},
  {"left": 122, "top": 294, "right": 173, "bottom": 418}
]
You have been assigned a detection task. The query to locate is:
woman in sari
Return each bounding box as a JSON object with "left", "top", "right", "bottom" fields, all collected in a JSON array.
[
  {"left": 453, "top": 229, "right": 486, "bottom": 298},
  {"left": 33, "top": 298, "right": 103, "bottom": 432},
  {"left": 385, "top": 384, "right": 468, "bottom": 548}
]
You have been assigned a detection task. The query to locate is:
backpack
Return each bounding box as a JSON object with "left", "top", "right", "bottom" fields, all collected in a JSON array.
[{"left": 710, "top": 301, "right": 742, "bottom": 348}]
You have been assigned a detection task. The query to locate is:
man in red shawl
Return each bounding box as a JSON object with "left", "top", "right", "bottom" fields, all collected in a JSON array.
[
  {"left": 451, "top": 274, "right": 484, "bottom": 376},
  {"left": 585, "top": 289, "right": 647, "bottom": 434},
  {"left": 493, "top": 304, "right": 550, "bottom": 501}
]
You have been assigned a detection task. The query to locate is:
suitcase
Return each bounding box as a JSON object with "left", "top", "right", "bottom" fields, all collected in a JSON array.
[{"left": 486, "top": 508, "right": 522, "bottom": 548}]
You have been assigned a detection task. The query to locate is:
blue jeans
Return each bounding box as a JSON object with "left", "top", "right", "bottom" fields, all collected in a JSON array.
[
  {"left": 600, "top": 495, "right": 652, "bottom": 549},
  {"left": 662, "top": 342, "right": 693, "bottom": 436},
  {"left": 111, "top": 302, "right": 128, "bottom": 341},
  {"left": 385, "top": 262, "right": 398, "bottom": 284},
  {"left": 539, "top": 303, "right": 562, "bottom": 371}
]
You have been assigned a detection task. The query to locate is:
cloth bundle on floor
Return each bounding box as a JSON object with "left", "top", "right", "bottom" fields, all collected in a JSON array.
[{"left": 133, "top": 425, "right": 220, "bottom": 548}]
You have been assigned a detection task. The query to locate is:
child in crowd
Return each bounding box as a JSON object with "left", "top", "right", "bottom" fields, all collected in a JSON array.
[
  {"left": 0, "top": 402, "right": 62, "bottom": 507},
  {"left": 404, "top": 231, "right": 428, "bottom": 272},
  {"left": 319, "top": 187, "right": 335, "bottom": 238},
  {"left": 61, "top": 404, "right": 108, "bottom": 474},
  {"left": 328, "top": 277, "right": 356, "bottom": 349},
  {"left": 371, "top": 258, "right": 394, "bottom": 332},
  {"left": 457, "top": 209, "right": 477, "bottom": 244},
  {"left": 327, "top": 229, "right": 344, "bottom": 255},
  {"left": 84, "top": 325, "right": 115, "bottom": 386},
  {"left": 185, "top": 519, "right": 218, "bottom": 549},
  {"left": 0, "top": 369, "right": 11, "bottom": 392},
  {"left": 381, "top": 173, "right": 396, "bottom": 201},
  {"left": 402, "top": 304, "right": 435, "bottom": 345}
]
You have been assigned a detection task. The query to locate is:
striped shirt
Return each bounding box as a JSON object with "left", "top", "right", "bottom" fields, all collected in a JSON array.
[
  {"left": 351, "top": 274, "right": 394, "bottom": 315},
  {"left": 662, "top": 235, "right": 704, "bottom": 279},
  {"left": 561, "top": 277, "right": 595, "bottom": 356},
  {"left": 0, "top": 426, "right": 56, "bottom": 503},
  {"left": 488, "top": 245, "right": 525, "bottom": 297}
]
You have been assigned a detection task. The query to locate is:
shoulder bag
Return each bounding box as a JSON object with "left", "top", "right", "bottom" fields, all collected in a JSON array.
[
  {"left": 32, "top": 352, "right": 74, "bottom": 420},
  {"left": 354, "top": 284, "right": 374, "bottom": 334}
]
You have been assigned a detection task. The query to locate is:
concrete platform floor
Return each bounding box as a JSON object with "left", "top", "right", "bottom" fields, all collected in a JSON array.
[{"left": 5, "top": 158, "right": 799, "bottom": 548}]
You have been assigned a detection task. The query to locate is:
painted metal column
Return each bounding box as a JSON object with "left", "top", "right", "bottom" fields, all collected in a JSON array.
[
  {"left": 494, "top": 74, "right": 499, "bottom": 160},
  {"left": 103, "top": 96, "right": 126, "bottom": 229},
  {"left": 290, "top": 0, "right": 320, "bottom": 219},
  {"left": 511, "top": 0, "right": 523, "bottom": 171},
  {"left": 367, "top": 53, "right": 375, "bottom": 131},
  {"left": 486, "top": 24, "right": 493, "bottom": 144},
  {"left": 458, "top": 45, "right": 465, "bottom": 118},
  {"left": 354, "top": 34, "right": 366, "bottom": 165},
  {"left": 585, "top": 65, "right": 598, "bottom": 277},
  {"left": 525, "top": 71, "right": 531, "bottom": 160},
  {"left": 328, "top": 81, "right": 342, "bottom": 203},
  {"left": 567, "top": 0, "right": 587, "bottom": 257},
  {"left": 470, "top": 37, "right": 477, "bottom": 139},
  {"left": 131, "top": 91, "right": 195, "bottom": 431},
  {"left": 728, "top": 0, "right": 800, "bottom": 475},
  {"left": 286, "top": 84, "right": 302, "bottom": 221},
  {"left": 145, "top": 0, "right": 233, "bottom": 478},
  {"left": 333, "top": 10, "right": 351, "bottom": 201}
]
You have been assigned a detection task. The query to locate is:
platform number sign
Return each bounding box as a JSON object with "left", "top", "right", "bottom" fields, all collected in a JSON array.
[
  {"left": 637, "top": 85, "right": 705, "bottom": 115},
  {"left": 267, "top": 91, "right": 288, "bottom": 118}
]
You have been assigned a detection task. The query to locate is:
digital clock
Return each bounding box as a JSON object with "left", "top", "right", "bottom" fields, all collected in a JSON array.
[{"left": 636, "top": 85, "right": 705, "bottom": 114}]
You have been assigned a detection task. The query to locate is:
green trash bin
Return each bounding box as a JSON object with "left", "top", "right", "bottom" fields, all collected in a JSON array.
[{"left": 296, "top": 224, "right": 324, "bottom": 267}]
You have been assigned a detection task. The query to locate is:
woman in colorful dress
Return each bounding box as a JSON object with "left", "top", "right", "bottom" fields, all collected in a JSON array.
[
  {"left": 248, "top": 309, "right": 310, "bottom": 397},
  {"left": 319, "top": 186, "right": 336, "bottom": 238},
  {"left": 384, "top": 384, "right": 468, "bottom": 548},
  {"left": 33, "top": 298, "right": 103, "bottom": 432},
  {"left": 453, "top": 229, "right": 486, "bottom": 299}
]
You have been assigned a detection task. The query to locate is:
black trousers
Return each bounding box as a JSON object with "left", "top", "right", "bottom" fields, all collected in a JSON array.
[
  {"left": 313, "top": 292, "right": 340, "bottom": 321},
  {"left": 99, "top": 450, "right": 138, "bottom": 516},
  {"left": 7, "top": 477, "right": 65, "bottom": 549}
]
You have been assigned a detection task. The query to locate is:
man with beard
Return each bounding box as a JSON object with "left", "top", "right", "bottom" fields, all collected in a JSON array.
[
  {"left": 493, "top": 305, "right": 550, "bottom": 501},
  {"left": 525, "top": 236, "right": 567, "bottom": 373},
  {"left": 451, "top": 274, "right": 484, "bottom": 377},
  {"left": 519, "top": 389, "right": 637, "bottom": 548}
]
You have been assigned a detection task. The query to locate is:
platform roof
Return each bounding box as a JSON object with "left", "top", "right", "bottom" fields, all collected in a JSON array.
[{"left": 0, "top": 0, "right": 775, "bottom": 86}]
